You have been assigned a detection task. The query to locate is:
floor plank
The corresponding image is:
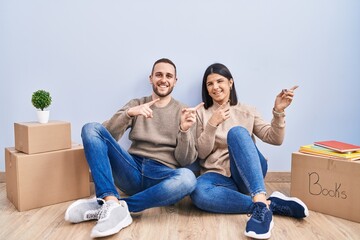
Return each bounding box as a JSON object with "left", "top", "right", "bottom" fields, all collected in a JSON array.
[{"left": 1, "top": 182, "right": 360, "bottom": 240}]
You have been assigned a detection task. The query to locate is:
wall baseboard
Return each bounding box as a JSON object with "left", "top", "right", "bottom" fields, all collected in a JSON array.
[
  {"left": 0, "top": 171, "right": 291, "bottom": 184},
  {"left": 264, "top": 172, "right": 291, "bottom": 182}
]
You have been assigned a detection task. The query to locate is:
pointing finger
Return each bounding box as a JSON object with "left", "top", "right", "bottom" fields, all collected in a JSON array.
[
  {"left": 289, "top": 85, "right": 299, "bottom": 91},
  {"left": 183, "top": 102, "right": 204, "bottom": 112},
  {"left": 147, "top": 98, "right": 160, "bottom": 106},
  {"left": 283, "top": 85, "right": 299, "bottom": 93},
  {"left": 219, "top": 102, "right": 230, "bottom": 109},
  {"left": 193, "top": 102, "right": 204, "bottom": 111}
]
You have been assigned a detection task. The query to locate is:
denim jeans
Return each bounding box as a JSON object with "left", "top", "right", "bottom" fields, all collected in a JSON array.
[
  {"left": 190, "top": 126, "right": 268, "bottom": 213},
  {"left": 81, "top": 122, "right": 197, "bottom": 212}
]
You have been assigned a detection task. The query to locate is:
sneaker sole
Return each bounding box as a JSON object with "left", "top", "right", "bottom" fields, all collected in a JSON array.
[
  {"left": 244, "top": 220, "right": 274, "bottom": 239},
  {"left": 270, "top": 191, "right": 309, "bottom": 217},
  {"left": 90, "top": 212, "right": 133, "bottom": 238},
  {"left": 64, "top": 198, "right": 97, "bottom": 223}
]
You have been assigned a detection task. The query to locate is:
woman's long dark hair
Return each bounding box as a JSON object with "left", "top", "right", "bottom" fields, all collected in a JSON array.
[{"left": 202, "top": 63, "right": 238, "bottom": 109}]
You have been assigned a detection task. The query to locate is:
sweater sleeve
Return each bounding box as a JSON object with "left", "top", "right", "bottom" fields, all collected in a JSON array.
[
  {"left": 174, "top": 125, "right": 198, "bottom": 166},
  {"left": 196, "top": 111, "right": 217, "bottom": 160},
  {"left": 102, "top": 99, "right": 139, "bottom": 141},
  {"left": 253, "top": 107, "right": 286, "bottom": 146}
]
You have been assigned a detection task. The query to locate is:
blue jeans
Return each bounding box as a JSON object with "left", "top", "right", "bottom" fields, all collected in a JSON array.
[
  {"left": 190, "top": 126, "right": 268, "bottom": 213},
  {"left": 81, "top": 122, "right": 197, "bottom": 212}
]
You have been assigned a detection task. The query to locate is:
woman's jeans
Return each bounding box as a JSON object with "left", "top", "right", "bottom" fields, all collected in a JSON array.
[
  {"left": 190, "top": 126, "right": 268, "bottom": 213},
  {"left": 81, "top": 122, "right": 196, "bottom": 213}
]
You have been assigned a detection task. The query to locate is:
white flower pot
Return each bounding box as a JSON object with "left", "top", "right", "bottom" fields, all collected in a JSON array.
[{"left": 36, "top": 110, "right": 50, "bottom": 124}]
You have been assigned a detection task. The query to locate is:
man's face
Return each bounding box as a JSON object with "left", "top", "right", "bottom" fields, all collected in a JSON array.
[{"left": 149, "top": 62, "right": 177, "bottom": 98}]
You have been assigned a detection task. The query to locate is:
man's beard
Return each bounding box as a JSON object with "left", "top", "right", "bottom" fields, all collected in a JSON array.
[{"left": 152, "top": 85, "right": 174, "bottom": 98}]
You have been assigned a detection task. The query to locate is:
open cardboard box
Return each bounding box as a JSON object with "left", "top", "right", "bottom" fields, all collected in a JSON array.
[{"left": 291, "top": 152, "right": 360, "bottom": 223}]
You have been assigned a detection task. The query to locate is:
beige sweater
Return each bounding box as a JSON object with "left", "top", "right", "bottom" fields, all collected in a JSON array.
[
  {"left": 196, "top": 102, "right": 286, "bottom": 177},
  {"left": 103, "top": 96, "right": 198, "bottom": 168}
]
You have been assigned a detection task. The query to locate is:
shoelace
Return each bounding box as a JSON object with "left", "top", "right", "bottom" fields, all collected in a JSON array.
[
  {"left": 97, "top": 200, "right": 125, "bottom": 221},
  {"left": 98, "top": 202, "right": 111, "bottom": 220},
  {"left": 247, "top": 202, "right": 267, "bottom": 221},
  {"left": 84, "top": 198, "right": 105, "bottom": 220}
]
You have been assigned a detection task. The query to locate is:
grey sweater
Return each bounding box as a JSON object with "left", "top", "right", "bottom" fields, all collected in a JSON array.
[
  {"left": 103, "top": 96, "right": 198, "bottom": 168},
  {"left": 196, "top": 102, "right": 286, "bottom": 177}
]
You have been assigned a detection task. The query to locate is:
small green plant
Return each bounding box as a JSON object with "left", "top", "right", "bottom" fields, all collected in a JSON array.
[{"left": 31, "top": 90, "right": 52, "bottom": 111}]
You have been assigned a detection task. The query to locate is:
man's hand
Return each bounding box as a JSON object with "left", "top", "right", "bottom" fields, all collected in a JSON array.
[
  {"left": 127, "top": 98, "right": 160, "bottom": 118},
  {"left": 180, "top": 102, "right": 204, "bottom": 131},
  {"left": 208, "top": 103, "right": 230, "bottom": 127}
]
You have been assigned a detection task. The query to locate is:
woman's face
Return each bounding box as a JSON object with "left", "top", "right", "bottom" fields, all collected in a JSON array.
[{"left": 206, "top": 73, "right": 233, "bottom": 105}]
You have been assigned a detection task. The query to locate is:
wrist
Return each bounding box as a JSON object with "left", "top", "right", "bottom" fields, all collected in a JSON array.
[
  {"left": 180, "top": 124, "right": 189, "bottom": 132},
  {"left": 208, "top": 122, "right": 218, "bottom": 128},
  {"left": 273, "top": 106, "right": 284, "bottom": 112},
  {"left": 126, "top": 109, "right": 134, "bottom": 117},
  {"left": 272, "top": 108, "right": 285, "bottom": 117},
  {"left": 208, "top": 119, "right": 219, "bottom": 127}
]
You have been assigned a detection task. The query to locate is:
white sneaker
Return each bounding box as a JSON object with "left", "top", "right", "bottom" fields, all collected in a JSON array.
[
  {"left": 90, "top": 200, "right": 133, "bottom": 238},
  {"left": 65, "top": 197, "right": 103, "bottom": 223}
]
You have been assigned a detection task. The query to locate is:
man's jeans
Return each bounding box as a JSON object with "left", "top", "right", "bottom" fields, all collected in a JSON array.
[
  {"left": 190, "top": 126, "right": 268, "bottom": 213},
  {"left": 81, "top": 122, "right": 196, "bottom": 212}
]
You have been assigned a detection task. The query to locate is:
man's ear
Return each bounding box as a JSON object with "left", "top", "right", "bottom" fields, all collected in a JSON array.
[{"left": 174, "top": 77, "right": 178, "bottom": 86}]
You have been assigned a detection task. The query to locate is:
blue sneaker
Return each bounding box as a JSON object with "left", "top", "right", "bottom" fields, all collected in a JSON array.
[
  {"left": 268, "top": 191, "right": 309, "bottom": 219},
  {"left": 245, "top": 202, "right": 274, "bottom": 239}
]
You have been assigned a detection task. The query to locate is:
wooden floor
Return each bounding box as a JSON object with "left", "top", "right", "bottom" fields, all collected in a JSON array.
[{"left": 1, "top": 182, "right": 360, "bottom": 240}]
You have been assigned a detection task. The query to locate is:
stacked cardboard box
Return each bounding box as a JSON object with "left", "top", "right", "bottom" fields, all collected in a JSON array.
[
  {"left": 5, "top": 121, "right": 90, "bottom": 211},
  {"left": 291, "top": 152, "right": 360, "bottom": 223}
]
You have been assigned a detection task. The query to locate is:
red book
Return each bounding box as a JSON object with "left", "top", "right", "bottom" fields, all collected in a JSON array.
[{"left": 314, "top": 140, "right": 360, "bottom": 153}]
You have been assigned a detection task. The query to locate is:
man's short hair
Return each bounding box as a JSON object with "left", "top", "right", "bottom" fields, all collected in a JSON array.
[{"left": 151, "top": 58, "right": 177, "bottom": 76}]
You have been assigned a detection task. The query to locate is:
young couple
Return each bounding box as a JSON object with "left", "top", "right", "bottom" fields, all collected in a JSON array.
[{"left": 64, "top": 58, "right": 308, "bottom": 239}]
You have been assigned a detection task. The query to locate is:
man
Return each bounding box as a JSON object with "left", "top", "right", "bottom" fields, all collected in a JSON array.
[{"left": 65, "top": 58, "right": 202, "bottom": 238}]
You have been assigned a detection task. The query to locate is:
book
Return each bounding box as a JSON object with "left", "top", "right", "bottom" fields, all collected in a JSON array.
[
  {"left": 314, "top": 140, "right": 360, "bottom": 153},
  {"left": 299, "top": 144, "right": 360, "bottom": 161}
]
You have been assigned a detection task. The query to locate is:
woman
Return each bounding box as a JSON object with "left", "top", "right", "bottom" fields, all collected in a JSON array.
[{"left": 190, "top": 63, "right": 308, "bottom": 239}]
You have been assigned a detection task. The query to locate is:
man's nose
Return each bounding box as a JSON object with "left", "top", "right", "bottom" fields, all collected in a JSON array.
[{"left": 159, "top": 77, "right": 166, "bottom": 82}]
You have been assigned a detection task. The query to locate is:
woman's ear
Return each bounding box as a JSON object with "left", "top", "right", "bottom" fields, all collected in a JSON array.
[{"left": 229, "top": 79, "right": 234, "bottom": 89}]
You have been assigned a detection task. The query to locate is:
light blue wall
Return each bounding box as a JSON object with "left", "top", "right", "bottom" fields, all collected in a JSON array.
[{"left": 1, "top": 1, "right": 359, "bottom": 172}]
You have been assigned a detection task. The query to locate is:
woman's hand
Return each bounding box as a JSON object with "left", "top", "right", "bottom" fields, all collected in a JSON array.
[
  {"left": 208, "top": 103, "right": 230, "bottom": 127},
  {"left": 274, "top": 85, "right": 298, "bottom": 112}
]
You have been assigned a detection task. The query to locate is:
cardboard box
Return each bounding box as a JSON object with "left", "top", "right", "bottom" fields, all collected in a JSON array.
[
  {"left": 5, "top": 144, "right": 90, "bottom": 211},
  {"left": 290, "top": 152, "right": 360, "bottom": 223},
  {"left": 14, "top": 121, "right": 71, "bottom": 154}
]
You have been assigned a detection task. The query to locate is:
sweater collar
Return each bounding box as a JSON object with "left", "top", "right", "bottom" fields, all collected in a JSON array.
[{"left": 211, "top": 101, "right": 230, "bottom": 110}]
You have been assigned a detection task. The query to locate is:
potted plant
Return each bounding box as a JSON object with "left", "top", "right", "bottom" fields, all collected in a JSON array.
[{"left": 31, "top": 89, "right": 52, "bottom": 123}]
